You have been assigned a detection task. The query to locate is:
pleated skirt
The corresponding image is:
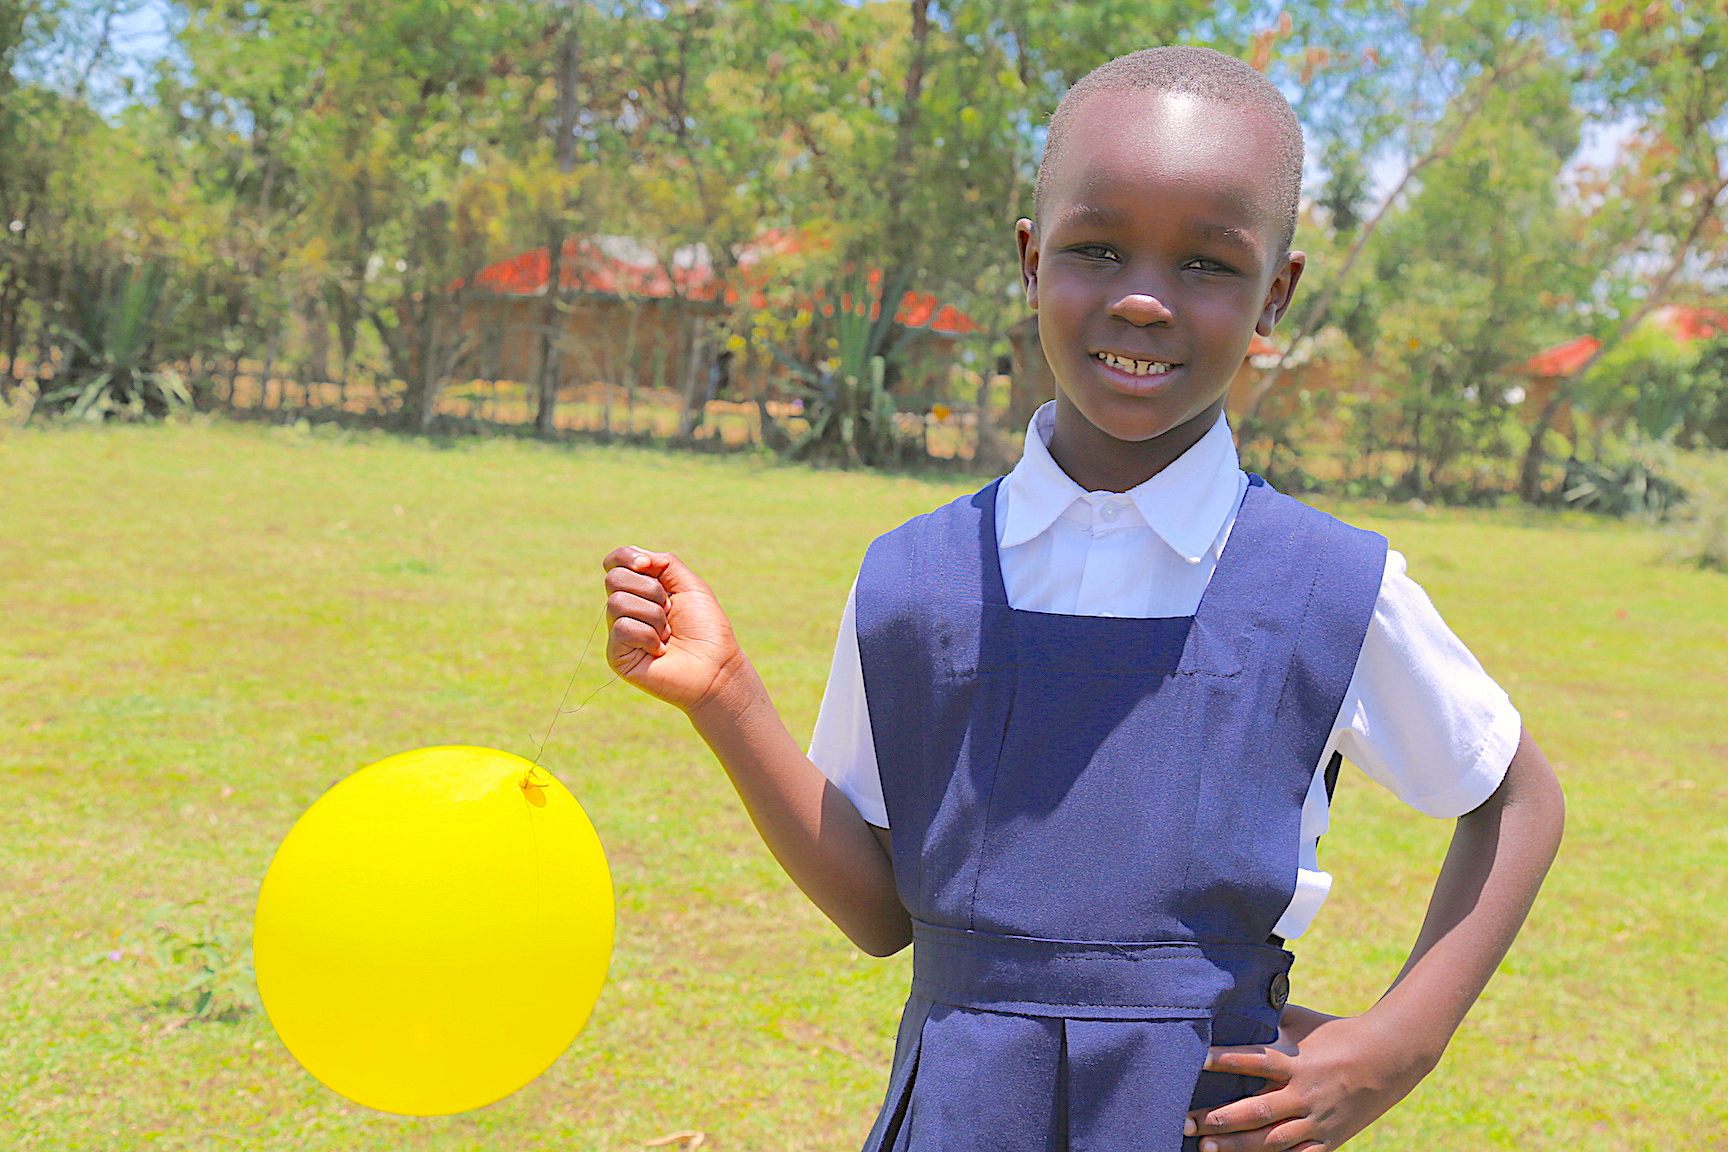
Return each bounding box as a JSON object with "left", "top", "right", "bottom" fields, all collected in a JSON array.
[{"left": 862, "top": 994, "right": 1275, "bottom": 1152}]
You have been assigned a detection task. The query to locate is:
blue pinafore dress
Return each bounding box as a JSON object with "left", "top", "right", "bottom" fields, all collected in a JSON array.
[{"left": 853, "top": 475, "right": 1386, "bottom": 1152}]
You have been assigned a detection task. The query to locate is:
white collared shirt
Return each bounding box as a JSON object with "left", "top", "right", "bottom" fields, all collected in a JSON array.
[{"left": 808, "top": 403, "right": 1521, "bottom": 940}]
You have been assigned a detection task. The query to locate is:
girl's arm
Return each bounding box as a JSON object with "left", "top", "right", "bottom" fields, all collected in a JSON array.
[
  {"left": 604, "top": 545, "right": 912, "bottom": 957},
  {"left": 1187, "top": 726, "right": 1565, "bottom": 1150}
]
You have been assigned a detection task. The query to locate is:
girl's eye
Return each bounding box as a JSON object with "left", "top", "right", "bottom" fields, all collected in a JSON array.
[
  {"left": 1186, "top": 258, "right": 1236, "bottom": 274},
  {"left": 1071, "top": 244, "right": 1117, "bottom": 261}
]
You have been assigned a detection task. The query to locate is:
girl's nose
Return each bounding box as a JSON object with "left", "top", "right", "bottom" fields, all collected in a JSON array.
[{"left": 1109, "top": 292, "right": 1175, "bottom": 327}]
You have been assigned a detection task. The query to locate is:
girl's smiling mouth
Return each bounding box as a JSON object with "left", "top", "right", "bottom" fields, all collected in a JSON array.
[{"left": 1094, "top": 351, "right": 1180, "bottom": 379}]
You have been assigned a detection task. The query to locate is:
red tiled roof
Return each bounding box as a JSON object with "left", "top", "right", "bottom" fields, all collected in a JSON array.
[
  {"left": 454, "top": 233, "right": 979, "bottom": 336},
  {"left": 1525, "top": 305, "right": 1728, "bottom": 377},
  {"left": 1526, "top": 335, "right": 1600, "bottom": 378},
  {"left": 1651, "top": 304, "right": 1728, "bottom": 343},
  {"left": 462, "top": 237, "right": 718, "bottom": 300}
]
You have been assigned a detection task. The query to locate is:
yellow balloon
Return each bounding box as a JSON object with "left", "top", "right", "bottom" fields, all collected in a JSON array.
[{"left": 253, "top": 746, "right": 613, "bottom": 1116}]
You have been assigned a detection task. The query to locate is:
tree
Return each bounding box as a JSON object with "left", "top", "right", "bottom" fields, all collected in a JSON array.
[
  {"left": 164, "top": 0, "right": 542, "bottom": 425},
  {"left": 532, "top": 0, "right": 585, "bottom": 439},
  {"left": 1516, "top": 1, "right": 1728, "bottom": 499},
  {"left": 1346, "top": 60, "right": 1587, "bottom": 499},
  {"left": 1239, "top": 0, "right": 1564, "bottom": 426}
]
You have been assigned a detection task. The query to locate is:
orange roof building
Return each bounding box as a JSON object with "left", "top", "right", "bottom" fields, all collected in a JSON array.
[
  {"left": 454, "top": 233, "right": 978, "bottom": 336},
  {"left": 442, "top": 232, "right": 979, "bottom": 407},
  {"left": 1525, "top": 305, "right": 1728, "bottom": 378},
  {"left": 1525, "top": 335, "right": 1601, "bottom": 378},
  {"left": 1518, "top": 304, "right": 1728, "bottom": 438}
]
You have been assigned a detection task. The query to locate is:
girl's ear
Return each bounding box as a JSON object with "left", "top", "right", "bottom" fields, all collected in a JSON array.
[
  {"left": 1015, "top": 218, "right": 1040, "bottom": 309},
  {"left": 1256, "top": 250, "right": 1306, "bottom": 336}
]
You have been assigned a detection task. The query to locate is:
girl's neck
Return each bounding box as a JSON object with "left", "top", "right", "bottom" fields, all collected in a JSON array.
[{"left": 1046, "top": 398, "right": 1224, "bottom": 494}]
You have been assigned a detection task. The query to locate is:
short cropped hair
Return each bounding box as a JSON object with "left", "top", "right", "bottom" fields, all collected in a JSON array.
[{"left": 1035, "top": 46, "right": 1305, "bottom": 251}]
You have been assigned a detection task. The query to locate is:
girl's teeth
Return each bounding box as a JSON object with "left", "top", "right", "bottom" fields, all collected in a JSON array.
[{"left": 1097, "top": 352, "right": 1173, "bottom": 377}]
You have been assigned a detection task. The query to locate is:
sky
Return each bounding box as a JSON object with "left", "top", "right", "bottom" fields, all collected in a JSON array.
[{"left": 22, "top": 0, "right": 182, "bottom": 112}]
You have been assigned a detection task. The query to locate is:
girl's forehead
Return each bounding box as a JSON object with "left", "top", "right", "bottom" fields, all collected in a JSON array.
[{"left": 1044, "top": 91, "right": 1286, "bottom": 231}]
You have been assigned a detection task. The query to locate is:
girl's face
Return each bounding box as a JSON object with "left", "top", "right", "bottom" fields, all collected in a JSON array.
[{"left": 1017, "top": 90, "right": 1304, "bottom": 476}]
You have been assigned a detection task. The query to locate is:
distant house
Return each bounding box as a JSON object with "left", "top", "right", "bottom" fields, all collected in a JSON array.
[
  {"left": 446, "top": 232, "right": 979, "bottom": 405},
  {"left": 1522, "top": 305, "right": 1728, "bottom": 432}
]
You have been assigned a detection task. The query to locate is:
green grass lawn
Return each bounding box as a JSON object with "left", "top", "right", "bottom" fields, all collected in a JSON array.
[{"left": 1, "top": 419, "right": 1723, "bottom": 1151}]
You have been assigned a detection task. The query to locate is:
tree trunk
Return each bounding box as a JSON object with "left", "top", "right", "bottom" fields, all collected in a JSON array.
[
  {"left": 260, "top": 331, "right": 279, "bottom": 413},
  {"left": 410, "top": 300, "right": 441, "bottom": 431},
  {"left": 677, "top": 318, "right": 708, "bottom": 441},
  {"left": 974, "top": 371, "right": 1012, "bottom": 476},
  {"left": 554, "top": 9, "right": 581, "bottom": 174},
  {"left": 533, "top": 225, "right": 566, "bottom": 438},
  {"left": 300, "top": 293, "right": 330, "bottom": 388},
  {"left": 1, "top": 271, "right": 20, "bottom": 383},
  {"left": 870, "top": 0, "right": 931, "bottom": 364},
  {"left": 533, "top": 5, "right": 582, "bottom": 438}
]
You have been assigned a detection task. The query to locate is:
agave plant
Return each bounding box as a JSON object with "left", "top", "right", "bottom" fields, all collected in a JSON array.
[
  {"left": 1560, "top": 451, "right": 1685, "bottom": 519},
  {"left": 39, "top": 263, "right": 189, "bottom": 421},
  {"left": 785, "top": 271, "right": 912, "bottom": 467}
]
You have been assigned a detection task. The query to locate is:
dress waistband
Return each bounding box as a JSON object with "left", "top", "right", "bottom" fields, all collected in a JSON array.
[{"left": 910, "top": 920, "right": 1293, "bottom": 1023}]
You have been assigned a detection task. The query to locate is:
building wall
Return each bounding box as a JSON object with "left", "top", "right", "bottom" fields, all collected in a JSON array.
[
  {"left": 454, "top": 290, "right": 969, "bottom": 412},
  {"left": 455, "top": 294, "right": 721, "bottom": 392},
  {"left": 1520, "top": 375, "right": 1575, "bottom": 437}
]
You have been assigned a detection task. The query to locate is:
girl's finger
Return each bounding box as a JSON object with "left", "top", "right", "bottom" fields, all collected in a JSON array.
[
  {"left": 607, "top": 590, "right": 670, "bottom": 639},
  {"left": 641, "top": 549, "right": 713, "bottom": 598},
  {"left": 1186, "top": 1084, "right": 1304, "bottom": 1137},
  {"left": 603, "top": 547, "right": 712, "bottom": 602},
  {"left": 608, "top": 615, "right": 666, "bottom": 658},
  {"left": 601, "top": 544, "right": 666, "bottom": 574},
  {"left": 1193, "top": 1117, "right": 1320, "bottom": 1152},
  {"left": 605, "top": 564, "right": 669, "bottom": 606},
  {"left": 1203, "top": 1043, "right": 1296, "bottom": 1082}
]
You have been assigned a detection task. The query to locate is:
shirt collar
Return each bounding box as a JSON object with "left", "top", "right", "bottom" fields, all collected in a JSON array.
[{"left": 1000, "top": 402, "right": 1244, "bottom": 564}]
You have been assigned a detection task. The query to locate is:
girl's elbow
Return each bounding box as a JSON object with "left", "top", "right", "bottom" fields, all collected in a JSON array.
[{"left": 848, "top": 917, "right": 913, "bottom": 958}]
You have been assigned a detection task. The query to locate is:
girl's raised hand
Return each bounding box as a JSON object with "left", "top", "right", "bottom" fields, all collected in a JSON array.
[{"left": 602, "top": 546, "right": 744, "bottom": 713}]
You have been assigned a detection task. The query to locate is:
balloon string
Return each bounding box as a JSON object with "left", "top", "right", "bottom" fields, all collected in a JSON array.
[{"left": 533, "top": 606, "right": 618, "bottom": 767}]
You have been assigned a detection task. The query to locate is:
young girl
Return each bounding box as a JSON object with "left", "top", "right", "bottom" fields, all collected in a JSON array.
[{"left": 603, "top": 46, "right": 1563, "bottom": 1152}]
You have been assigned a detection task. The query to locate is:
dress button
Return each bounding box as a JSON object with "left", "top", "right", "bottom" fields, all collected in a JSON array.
[
  {"left": 1268, "top": 969, "right": 1290, "bottom": 1010},
  {"left": 1098, "top": 501, "right": 1121, "bottom": 523}
]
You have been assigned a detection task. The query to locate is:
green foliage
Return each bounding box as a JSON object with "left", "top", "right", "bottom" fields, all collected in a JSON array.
[
  {"left": 1234, "top": 391, "right": 1328, "bottom": 494},
  {"left": 1578, "top": 438, "right": 1728, "bottom": 568},
  {"left": 1513, "top": 1, "right": 1728, "bottom": 499},
  {"left": 1559, "top": 330, "right": 1728, "bottom": 529},
  {"left": 103, "top": 900, "right": 261, "bottom": 1024},
  {"left": 1580, "top": 323, "right": 1718, "bottom": 444},
  {"left": 37, "top": 262, "right": 190, "bottom": 421},
  {"left": 773, "top": 274, "right": 915, "bottom": 468},
  {"left": 1661, "top": 448, "right": 1728, "bottom": 571},
  {"left": 1559, "top": 452, "right": 1684, "bottom": 519},
  {"left": 1690, "top": 337, "right": 1728, "bottom": 449},
  {"left": 1316, "top": 137, "right": 1369, "bottom": 236},
  {"left": 1322, "top": 54, "right": 1591, "bottom": 501}
]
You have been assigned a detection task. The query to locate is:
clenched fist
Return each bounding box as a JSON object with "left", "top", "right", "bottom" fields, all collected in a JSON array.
[{"left": 602, "top": 546, "right": 746, "bottom": 714}]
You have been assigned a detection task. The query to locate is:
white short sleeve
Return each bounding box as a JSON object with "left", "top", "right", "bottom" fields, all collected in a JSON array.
[
  {"left": 805, "top": 547, "right": 1526, "bottom": 941},
  {"left": 1329, "top": 550, "right": 1522, "bottom": 818},
  {"left": 807, "top": 582, "right": 889, "bottom": 827}
]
